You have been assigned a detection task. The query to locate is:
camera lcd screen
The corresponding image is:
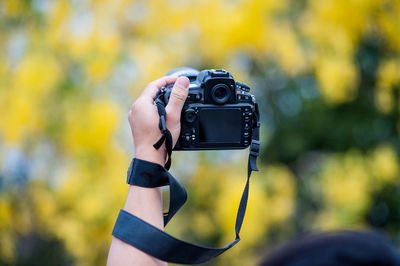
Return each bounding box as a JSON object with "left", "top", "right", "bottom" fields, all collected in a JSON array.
[{"left": 199, "top": 108, "right": 242, "bottom": 143}]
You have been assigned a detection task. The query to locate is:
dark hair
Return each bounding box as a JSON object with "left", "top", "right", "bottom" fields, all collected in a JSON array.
[{"left": 260, "top": 231, "right": 400, "bottom": 266}]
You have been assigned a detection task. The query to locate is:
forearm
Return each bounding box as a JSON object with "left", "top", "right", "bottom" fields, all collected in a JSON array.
[
  {"left": 107, "top": 75, "right": 188, "bottom": 265},
  {"left": 107, "top": 186, "right": 166, "bottom": 266}
]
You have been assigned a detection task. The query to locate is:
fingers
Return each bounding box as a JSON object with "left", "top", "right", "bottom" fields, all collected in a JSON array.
[
  {"left": 165, "top": 76, "right": 190, "bottom": 123},
  {"left": 140, "top": 75, "right": 178, "bottom": 100}
]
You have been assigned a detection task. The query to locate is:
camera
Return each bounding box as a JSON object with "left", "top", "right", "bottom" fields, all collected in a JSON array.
[{"left": 163, "top": 68, "right": 258, "bottom": 150}]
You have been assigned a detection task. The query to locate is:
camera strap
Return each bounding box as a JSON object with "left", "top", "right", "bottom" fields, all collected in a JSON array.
[
  {"left": 153, "top": 87, "right": 173, "bottom": 170},
  {"left": 112, "top": 90, "right": 260, "bottom": 264}
]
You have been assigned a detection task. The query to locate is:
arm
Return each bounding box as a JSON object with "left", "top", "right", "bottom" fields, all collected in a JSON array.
[{"left": 107, "top": 76, "right": 190, "bottom": 266}]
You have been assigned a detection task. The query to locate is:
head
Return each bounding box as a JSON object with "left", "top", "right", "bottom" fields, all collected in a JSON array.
[{"left": 260, "top": 231, "right": 400, "bottom": 266}]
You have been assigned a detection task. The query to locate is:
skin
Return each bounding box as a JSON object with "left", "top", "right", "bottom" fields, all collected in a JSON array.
[{"left": 107, "top": 75, "right": 190, "bottom": 266}]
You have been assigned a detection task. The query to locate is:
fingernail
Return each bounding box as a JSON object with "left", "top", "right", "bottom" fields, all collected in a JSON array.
[{"left": 175, "top": 77, "right": 189, "bottom": 89}]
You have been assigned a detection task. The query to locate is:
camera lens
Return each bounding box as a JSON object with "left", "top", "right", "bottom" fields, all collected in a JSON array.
[
  {"left": 184, "top": 109, "right": 197, "bottom": 123},
  {"left": 211, "top": 84, "right": 231, "bottom": 104}
]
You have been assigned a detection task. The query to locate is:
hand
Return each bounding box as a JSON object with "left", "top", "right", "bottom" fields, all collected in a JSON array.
[
  {"left": 128, "top": 75, "right": 190, "bottom": 165},
  {"left": 108, "top": 76, "right": 189, "bottom": 266}
]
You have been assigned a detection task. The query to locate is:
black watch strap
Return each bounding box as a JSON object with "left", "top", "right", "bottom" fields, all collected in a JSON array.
[{"left": 125, "top": 158, "right": 187, "bottom": 225}]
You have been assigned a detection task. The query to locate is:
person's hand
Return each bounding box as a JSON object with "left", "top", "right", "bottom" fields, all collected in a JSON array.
[
  {"left": 108, "top": 76, "right": 189, "bottom": 266},
  {"left": 128, "top": 75, "right": 190, "bottom": 166}
]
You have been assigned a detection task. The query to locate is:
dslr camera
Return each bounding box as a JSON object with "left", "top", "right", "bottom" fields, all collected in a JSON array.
[{"left": 163, "top": 68, "right": 258, "bottom": 150}]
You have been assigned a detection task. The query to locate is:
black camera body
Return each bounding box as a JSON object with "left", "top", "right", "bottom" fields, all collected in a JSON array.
[{"left": 164, "top": 68, "right": 258, "bottom": 150}]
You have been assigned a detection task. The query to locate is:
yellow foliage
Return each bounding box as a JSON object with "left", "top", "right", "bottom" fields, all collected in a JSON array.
[
  {"left": 215, "top": 163, "right": 294, "bottom": 246},
  {"left": 33, "top": 188, "right": 57, "bottom": 226},
  {"left": 3, "top": 0, "right": 23, "bottom": 16},
  {"left": 324, "top": 152, "right": 370, "bottom": 204},
  {"left": 378, "top": 1, "right": 400, "bottom": 53},
  {"left": 0, "top": 198, "right": 15, "bottom": 262},
  {"left": 378, "top": 59, "right": 400, "bottom": 89},
  {"left": 64, "top": 100, "right": 121, "bottom": 155},
  {"left": 268, "top": 23, "right": 307, "bottom": 74},
  {"left": 375, "top": 58, "right": 400, "bottom": 113},
  {"left": 216, "top": 172, "right": 268, "bottom": 245},
  {"left": 0, "top": 231, "right": 15, "bottom": 264},
  {"left": 0, "top": 199, "right": 13, "bottom": 235},
  {"left": 211, "top": 163, "right": 294, "bottom": 266},
  {"left": 317, "top": 151, "right": 370, "bottom": 229},
  {"left": 262, "top": 165, "right": 295, "bottom": 223},
  {"left": 0, "top": 94, "right": 40, "bottom": 143},
  {"left": 369, "top": 144, "right": 399, "bottom": 184},
  {"left": 14, "top": 53, "right": 61, "bottom": 97},
  {"left": 316, "top": 146, "right": 400, "bottom": 230},
  {"left": 315, "top": 57, "right": 358, "bottom": 103},
  {"left": 0, "top": 52, "right": 62, "bottom": 143},
  {"left": 376, "top": 89, "right": 394, "bottom": 114},
  {"left": 56, "top": 218, "right": 87, "bottom": 258}
]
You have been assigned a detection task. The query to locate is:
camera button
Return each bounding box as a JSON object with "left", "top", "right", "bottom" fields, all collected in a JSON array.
[{"left": 184, "top": 109, "right": 197, "bottom": 123}]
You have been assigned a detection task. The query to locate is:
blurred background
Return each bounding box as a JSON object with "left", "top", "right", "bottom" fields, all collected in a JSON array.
[{"left": 0, "top": 0, "right": 400, "bottom": 265}]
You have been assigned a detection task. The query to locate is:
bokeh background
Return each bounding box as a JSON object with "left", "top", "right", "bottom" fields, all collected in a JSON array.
[{"left": 1, "top": 0, "right": 400, "bottom": 265}]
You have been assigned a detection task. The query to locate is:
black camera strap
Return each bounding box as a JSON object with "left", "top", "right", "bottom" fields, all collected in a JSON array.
[
  {"left": 112, "top": 90, "right": 260, "bottom": 264},
  {"left": 153, "top": 87, "right": 173, "bottom": 170}
]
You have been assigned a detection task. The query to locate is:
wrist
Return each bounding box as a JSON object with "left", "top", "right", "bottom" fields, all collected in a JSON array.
[{"left": 135, "top": 146, "right": 166, "bottom": 166}]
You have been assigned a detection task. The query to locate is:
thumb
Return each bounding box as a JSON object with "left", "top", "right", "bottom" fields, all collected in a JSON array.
[{"left": 165, "top": 76, "right": 190, "bottom": 121}]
